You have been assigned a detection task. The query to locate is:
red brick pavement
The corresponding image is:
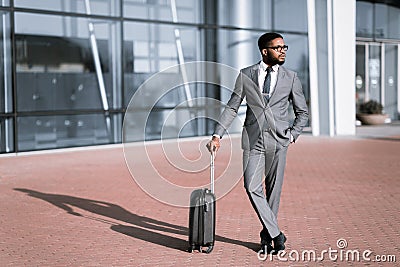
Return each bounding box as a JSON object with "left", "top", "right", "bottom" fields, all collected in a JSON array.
[{"left": 0, "top": 135, "right": 399, "bottom": 266}]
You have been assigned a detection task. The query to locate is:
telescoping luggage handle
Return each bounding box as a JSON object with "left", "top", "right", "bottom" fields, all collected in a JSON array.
[{"left": 210, "top": 151, "right": 215, "bottom": 194}]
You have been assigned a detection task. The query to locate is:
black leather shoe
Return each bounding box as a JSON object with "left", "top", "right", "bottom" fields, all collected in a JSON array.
[
  {"left": 272, "top": 232, "right": 287, "bottom": 254},
  {"left": 259, "top": 229, "right": 273, "bottom": 254},
  {"left": 260, "top": 228, "right": 272, "bottom": 240},
  {"left": 260, "top": 241, "right": 274, "bottom": 254}
]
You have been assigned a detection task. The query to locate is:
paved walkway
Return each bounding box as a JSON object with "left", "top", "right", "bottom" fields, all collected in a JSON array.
[{"left": 0, "top": 131, "right": 399, "bottom": 266}]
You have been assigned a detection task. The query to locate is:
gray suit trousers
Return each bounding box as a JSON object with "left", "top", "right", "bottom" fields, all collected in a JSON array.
[{"left": 243, "top": 131, "right": 288, "bottom": 239}]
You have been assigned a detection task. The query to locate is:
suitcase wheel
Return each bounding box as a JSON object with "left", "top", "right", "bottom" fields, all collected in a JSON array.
[
  {"left": 203, "top": 245, "right": 214, "bottom": 254},
  {"left": 188, "top": 245, "right": 200, "bottom": 253}
]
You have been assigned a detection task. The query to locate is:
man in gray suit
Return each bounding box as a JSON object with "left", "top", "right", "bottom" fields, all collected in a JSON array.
[{"left": 207, "top": 32, "right": 309, "bottom": 254}]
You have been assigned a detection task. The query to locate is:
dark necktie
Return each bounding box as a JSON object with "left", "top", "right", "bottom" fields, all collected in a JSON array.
[{"left": 263, "top": 67, "right": 273, "bottom": 102}]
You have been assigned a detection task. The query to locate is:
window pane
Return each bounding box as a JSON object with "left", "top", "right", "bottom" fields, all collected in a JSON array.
[
  {"left": 356, "top": 1, "right": 374, "bottom": 38},
  {"left": 283, "top": 34, "right": 309, "bottom": 94},
  {"left": 218, "top": 0, "right": 307, "bottom": 32},
  {"left": 218, "top": 0, "right": 272, "bottom": 29},
  {"left": 15, "top": 13, "right": 122, "bottom": 112},
  {"left": 375, "top": 3, "right": 400, "bottom": 39},
  {"left": 0, "top": 0, "right": 9, "bottom": 7},
  {"left": 368, "top": 45, "right": 381, "bottom": 103},
  {"left": 124, "top": 108, "right": 209, "bottom": 142},
  {"left": 123, "top": 0, "right": 201, "bottom": 23},
  {"left": 17, "top": 114, "right": 121, "bottom": 151},
  {"left": 217, "top": 29, "right": 261, "bottom": 72},
  {"left": 384, "top": 44, "right": 398, "bottom": 119},
  {"left": 123, "top": 22, "right": 200, "bottom": 107},
  {"left": 0, "top": 117, "right": 13, "bottom": 153},
  {"left": 356, "top": 44, "right": 366, "bottom": 106},
  {"left": 0, "top": 11, "right": 12, "bottom": 113},
  {"left": 14, "top": 0, "right": 120, "bottom": 17},
  {"left": 273, "top": 0, "right": 308, "bottom": 32}
]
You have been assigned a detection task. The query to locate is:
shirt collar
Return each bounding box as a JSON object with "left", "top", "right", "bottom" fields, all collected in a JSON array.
[{"left": 260, "top": 61, "right": 279, "bottom": 72}]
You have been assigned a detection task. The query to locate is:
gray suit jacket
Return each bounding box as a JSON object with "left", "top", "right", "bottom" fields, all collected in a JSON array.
[{"left": 214, "top": 62, "right": 309, "bottom": 150}]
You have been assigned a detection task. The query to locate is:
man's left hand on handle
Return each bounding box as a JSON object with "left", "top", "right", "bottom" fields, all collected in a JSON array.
[{"left": 206, "top": 135, "right": 221, "bottom": 154}]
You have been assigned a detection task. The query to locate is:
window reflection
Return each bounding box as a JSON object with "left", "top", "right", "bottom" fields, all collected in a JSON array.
[
  {"left": 123, "top": 21, "right": 204, "bottom": 141},
  {"left": 0, "top": 11, "right": 11, "bottom": 113},
  {"left": 14, "top": 13, "right": 122, "bottom": 150},
  {"left": 123, "top": 22, "right": 199, "bottom": 106},
  {"left": 356, "top": 1, "right": 400, "bottom": 39},
  {"left": 217, "top": 0, "right": 307, "bottom": 32},
  {"left": 123, "top": 0, "right": 200, "bottom": 23},
  {"left": 15, "top": 13, "right": 121, "bottom": 112},
  {"left": 0, "top": 11, "right": 12, "bottom": 152},
  {"left": 14, "top": 0, "right": 120, "bottom": 17},
  {"left": 1, "top": 0, "right": 314, "bottom": 153},
  {"left": 356, "top": 1, "right": 374, "bottom": 38},
  {"left": 17, "top": 114, "right": 121, "bottom": 151},
  {"left": 0, "top": 117, "right": 13, "bottom": 153},
  {"left": 273, "top": 0, "right": 308, "bottom": 32},
  {"left": 375, "top": 3, "right": 400, "bottom": 39},
  {"left": 218, "top": 0, "right": 272, "bottom": 29}
]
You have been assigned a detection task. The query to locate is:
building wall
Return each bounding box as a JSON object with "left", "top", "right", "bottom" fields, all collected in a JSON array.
[
  {"left": 0, "top": 0, "right": 399, "bottom": 153},
  {"left": 0, "top": 0, "right": 309, "bottom": 153}
]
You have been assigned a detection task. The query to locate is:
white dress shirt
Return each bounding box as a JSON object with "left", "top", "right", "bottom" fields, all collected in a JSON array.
[{"left": 258, "top": 61, "right": 279, "bottom": 96}]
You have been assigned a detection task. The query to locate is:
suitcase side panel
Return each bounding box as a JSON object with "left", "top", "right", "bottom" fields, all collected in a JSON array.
[
  {"left": 188, "top": 189, "right": 204, "bottom": 246},
  {"left": 202, "top": 190, "right": 216, "bottom": 246}
]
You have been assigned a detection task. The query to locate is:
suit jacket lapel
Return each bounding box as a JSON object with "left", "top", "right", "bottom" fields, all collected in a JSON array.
[
  {"left": 249, "top": 63, "right": 266, "bottom": 106},
  {"left": 268, "top": 66, "right": 286, "bottom": 105}
]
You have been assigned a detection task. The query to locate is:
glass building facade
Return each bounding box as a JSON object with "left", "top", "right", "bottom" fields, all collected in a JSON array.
[
  {"left": 355, "top": 0, "right": 400, "bottom": 119},
  {"left": 0, "top": 0, "right": 399, "bottom": 153},
  {"left": 0, "top": 0, "right": 309, "bottom": 153}
]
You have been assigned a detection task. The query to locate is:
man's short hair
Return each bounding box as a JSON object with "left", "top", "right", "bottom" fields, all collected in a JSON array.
[{"left": 258, "top": 32, "right": 283, "bottom": 52}]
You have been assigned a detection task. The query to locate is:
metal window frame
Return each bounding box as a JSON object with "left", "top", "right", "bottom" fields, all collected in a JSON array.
[{"left": 356, "top": 39, "right": 400, "bottom": 116}]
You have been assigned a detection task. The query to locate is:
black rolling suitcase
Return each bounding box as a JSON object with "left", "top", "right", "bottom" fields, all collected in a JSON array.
[{"left": 188, "top": 153, "right": 216, "bottom": 253}]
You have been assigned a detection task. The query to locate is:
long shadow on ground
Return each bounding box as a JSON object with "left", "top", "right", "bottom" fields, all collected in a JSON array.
[{"left": 15, "top": 188, "right": 259, "bottom": 252}]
